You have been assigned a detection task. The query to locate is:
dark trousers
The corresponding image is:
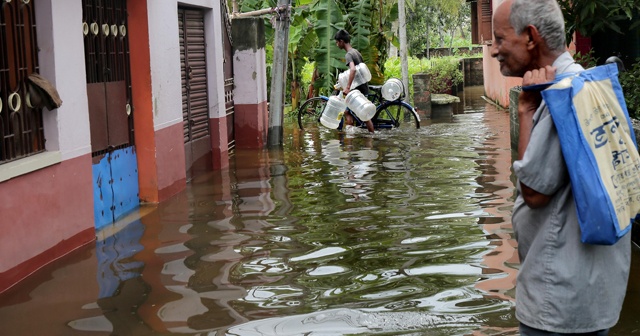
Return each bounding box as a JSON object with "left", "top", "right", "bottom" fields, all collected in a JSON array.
[{"left": 520, "top": 323, "right": 609, "bottom": 336}]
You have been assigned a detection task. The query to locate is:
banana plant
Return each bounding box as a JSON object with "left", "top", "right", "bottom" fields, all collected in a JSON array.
[
  {"left": 367, "top": 0, "right": 399, "bottom": 84},
  {"left": 288, "top": 5, "right": 317, "bottom": 108},
  {"left": 308, "top": 0, "right": 398, "bottom": 90},
  {"left": 234, "top": 0, "right": 399, "bottom": 101},
  {"left": 310, "top": 0, "right": 346, "bottom": 93}
]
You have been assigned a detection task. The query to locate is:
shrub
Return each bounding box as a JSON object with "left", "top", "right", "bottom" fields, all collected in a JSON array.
[
  {"left": 383, "top": 56, "right": 432, "bottom": 97},
  {"left": 383, "top": 56, "right": 464, "bottom": 96},
  {"left": 573, "top": 49, "right": 599, "bottom": 69},
  {"left": 620, "top": 58, "right": 640, "bottom": 119},
  {"left": 427, "top": 56, "right": 464, "bottom": 94}
]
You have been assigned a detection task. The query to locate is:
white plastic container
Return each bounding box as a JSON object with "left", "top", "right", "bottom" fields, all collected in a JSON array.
[
  {"left": 336, "top": 63, "right": 372, "bottom": 90},
  {"left": 356, "top": 63, "right": 372, "bottom": 82},
  {"left": 337, "top": 71, "right": 349, "bottom": 90},
  {"left": 381, "top": 78, "right": 403, "bottom": 101},
  {"left": 345, "top": 90, "right": 376, "bottom": 121},
  {"left": 320, "top": 94, "right": 346, "bottom": 129}
]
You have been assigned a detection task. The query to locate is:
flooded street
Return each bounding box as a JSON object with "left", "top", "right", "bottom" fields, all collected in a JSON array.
[{"left": 1, "top": 87, "right": 639, "bottom": 335}]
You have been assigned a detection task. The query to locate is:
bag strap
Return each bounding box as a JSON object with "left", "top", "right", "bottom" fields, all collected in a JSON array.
[{"left": 521, "top": 72, "right": 577, "bottom": 92}]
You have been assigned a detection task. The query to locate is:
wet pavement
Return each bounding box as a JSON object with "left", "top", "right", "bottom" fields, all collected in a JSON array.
[{"left": 0, "top": 86, "right": 638, "bottom": 335}]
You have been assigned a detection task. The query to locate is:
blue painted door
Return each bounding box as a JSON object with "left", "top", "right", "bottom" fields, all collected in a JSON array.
[
  {"left": 92, "top": 147, "right": 139, "bottom": 229},
  {"left": 83, "top": 0, "right": 139, "bottom": 229}
]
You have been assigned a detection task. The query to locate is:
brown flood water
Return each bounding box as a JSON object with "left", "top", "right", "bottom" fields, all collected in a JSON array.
[{"left": 0, "top": 86, "right": 638, "bottom": 335}]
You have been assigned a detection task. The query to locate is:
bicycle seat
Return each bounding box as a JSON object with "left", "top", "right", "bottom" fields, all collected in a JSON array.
[{"left": 369, "top": 85, "right": 382, "bottom": 91}]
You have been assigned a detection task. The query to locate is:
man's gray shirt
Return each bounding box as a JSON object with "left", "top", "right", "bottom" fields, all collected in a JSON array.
[
  {"left": 345, "top": 49, "right": 364, "bottom": 66},
  {"left": 512, "top": 51, "right": 631, "bottom": 333}
]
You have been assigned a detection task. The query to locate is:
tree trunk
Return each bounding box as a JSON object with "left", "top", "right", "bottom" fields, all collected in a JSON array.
[
  {"left": 307, "top": 68, "right": 319, "bottom": 100},
  {"left": 291, "top": 80, "right": 300, "bottom": 109},
  {"left": 449, "top": 28, "right": 455, "bottom": 55},
  {"left": 438, "top": 18, "right": 445, "bottom": 48},
  {"left": 399, "top": 0, "right": 409, "bottom": 98},
  {"left": 459, "top": 21, "right": 466, "bottom": 40},
  {"left": 426, "top": 15, "right": 430, "bottom": 59}
]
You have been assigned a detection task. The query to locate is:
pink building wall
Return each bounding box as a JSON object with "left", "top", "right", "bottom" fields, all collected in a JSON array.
[
  {"left": 481, "top": 0, "right": 577, "bottom": 108},
  {"left": 482, "top": 46, "right": 523, "bottom": 108},
  {"left": 0, "top": 156, "right": 96, "bottom": 294}
]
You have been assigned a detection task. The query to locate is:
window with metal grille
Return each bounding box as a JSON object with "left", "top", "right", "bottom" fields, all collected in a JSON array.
[{"left": 0, "top": 1, "right": 45, "bottom": 164}]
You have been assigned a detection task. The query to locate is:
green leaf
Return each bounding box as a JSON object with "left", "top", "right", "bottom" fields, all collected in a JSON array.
[
  {"left": 606, "top": 22, "right": 623, "bottom": 35},
  {"left": 312, "top": 0, "right": 345, "bottom": 91},
  {"left": 346, "top": 0, "right": 373, "bottom": 54}
]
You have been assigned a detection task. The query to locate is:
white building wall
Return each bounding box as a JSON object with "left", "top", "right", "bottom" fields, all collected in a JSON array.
[
  {"left": 36, "top": 0, "right": 91, "bottom": 161},
  {"left": 205, "top": 3, "right": 228, "bottom": 119},
  {"left": 233, "top": 49, "right": 267, "bottom": 105},
  {"left": 147, "top": 1, "right": 183, "bottom": 132},
  {"left": 147, "top": 0, "right": 227, "bottom": 132}
]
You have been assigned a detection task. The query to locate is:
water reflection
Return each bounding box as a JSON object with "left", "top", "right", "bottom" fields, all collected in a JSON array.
[{"left": 0, "top": 86, "right": 637, "bottom": 335}]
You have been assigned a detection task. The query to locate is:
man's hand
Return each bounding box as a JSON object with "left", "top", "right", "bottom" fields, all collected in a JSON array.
[
  {"left": 343, "top": 88, "right": 350, "bottom": 95},
  {"left": 519, "top": 66, "right": 556, "bottom": 115}
]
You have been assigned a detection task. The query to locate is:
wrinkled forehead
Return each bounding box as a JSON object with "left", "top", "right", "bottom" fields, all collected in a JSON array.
[{"left": 493, "top": 1, "right": 513, "bottom": 30}]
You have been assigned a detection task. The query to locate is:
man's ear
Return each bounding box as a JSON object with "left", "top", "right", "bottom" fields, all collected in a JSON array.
[{"left": 526, "top": 25, "right": 542, "bottom": 50}]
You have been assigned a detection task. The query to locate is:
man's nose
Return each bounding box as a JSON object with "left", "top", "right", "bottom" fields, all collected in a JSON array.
[{"left": 490, "top": 43, "right": 498, "bottom": 58}]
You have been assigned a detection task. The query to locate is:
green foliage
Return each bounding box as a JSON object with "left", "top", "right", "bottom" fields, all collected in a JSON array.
[
  {"left": 452, "top": 46, "right": 482, "bottom": 58},
  {"left": 573, "top": 49, "right": 599, "bottom": 69},
  {"left": 239, "top": 0, "right": 469, "bottom": 105},
  {"left": 297, "top": 0, "right": 399, "bottom": 93},
  {"left": 364, "top": 1, "right": 399, "bottom": 84},
  {"left": 383, "top": 56, "right": 464, "bottom": 97},
  {"left": 384, "top": 56, "right": 432, "bottom": 97},
  {"left": 620, "top": 59, "right": 640, "bottom": 119},
  {"left": 425, "top": 56, "right": 463, "bottom": 94},
  {"left": 344, "top": 0, "right": 372, "bottom": 53},
  {"left": 406, "top": 0, "right": 471, "bottom": 56},
  {"left": 288, "top": 5, "right": 318, "bottom": 106},
  {"left": 311, "top": 0, "right": 346, "bottom": 92},
  {"left": 558, "top": 0, "right": 640, "bottom": 43},
  {"left": 301, "top": 60, "right": 315, "bottom": 91}
]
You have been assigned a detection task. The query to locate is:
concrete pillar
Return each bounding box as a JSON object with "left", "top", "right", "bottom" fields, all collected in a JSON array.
[
  {"left": 412, "top": 73, "right": 431, "bottom": 118},
  {"left": 509, "top": 86, "right": 521, "bottom": 151},
  {"left": 462, "top": 57, "right": 484, "bottom": 87},
  {"left": 232, "top": 18, "right": 268, "bottom": 149}
]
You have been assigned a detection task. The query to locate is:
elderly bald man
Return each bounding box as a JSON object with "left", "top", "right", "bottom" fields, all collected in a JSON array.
[{"left": 490, "top": 0, "right": 631, "bottom": 335}]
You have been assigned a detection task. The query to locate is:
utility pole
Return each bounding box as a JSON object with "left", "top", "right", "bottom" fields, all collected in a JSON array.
[
  {"left": 398, "top": 0, "right": 409, "bottom": 99},
  {"left": 267, "top": 0, "right": 292, "bottom": 147}
]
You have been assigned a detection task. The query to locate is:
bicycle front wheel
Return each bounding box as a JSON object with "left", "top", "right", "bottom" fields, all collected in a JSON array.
[
  {"left": 374, "top": 101, "right": 420, "bottom": 130},
  {"left": 297, "top": 96, "right": 328, "bottom": 130}
]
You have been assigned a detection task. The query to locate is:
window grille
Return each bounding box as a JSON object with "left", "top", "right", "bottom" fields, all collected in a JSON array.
[{"left": 0, "top": 1, "right": 45, "bottom": 164}]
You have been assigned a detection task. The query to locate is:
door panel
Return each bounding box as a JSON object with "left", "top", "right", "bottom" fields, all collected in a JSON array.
[
  {"left": 83, "top": 0, "right": 138, "bottom": 228},
  {"left": 87, "top": 83, "right": 109, "bottom": 153},
  {"left": 93, "top": 153, "right": 115, "bottom": 229},
  {"left": 179, "top": 7, "right": 210, "bottom": 178},
  {"left": 106, "top": 80, "right": 129, "bottom": 148},
  {"left": 110, "top": 147, "right": 139, "bottom": 220}
]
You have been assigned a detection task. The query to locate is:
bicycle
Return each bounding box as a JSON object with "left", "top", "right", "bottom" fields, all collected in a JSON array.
[{"left": 297, "top": 81, "right": 421, "bottom": 131}]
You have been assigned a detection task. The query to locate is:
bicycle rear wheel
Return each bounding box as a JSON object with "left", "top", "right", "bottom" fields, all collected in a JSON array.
[
  {"left": 374, "top": 101, "right": 420, "bottom": 130},
  {"left": 297, "top": 96, "right": 328, "bottom": 130}
]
